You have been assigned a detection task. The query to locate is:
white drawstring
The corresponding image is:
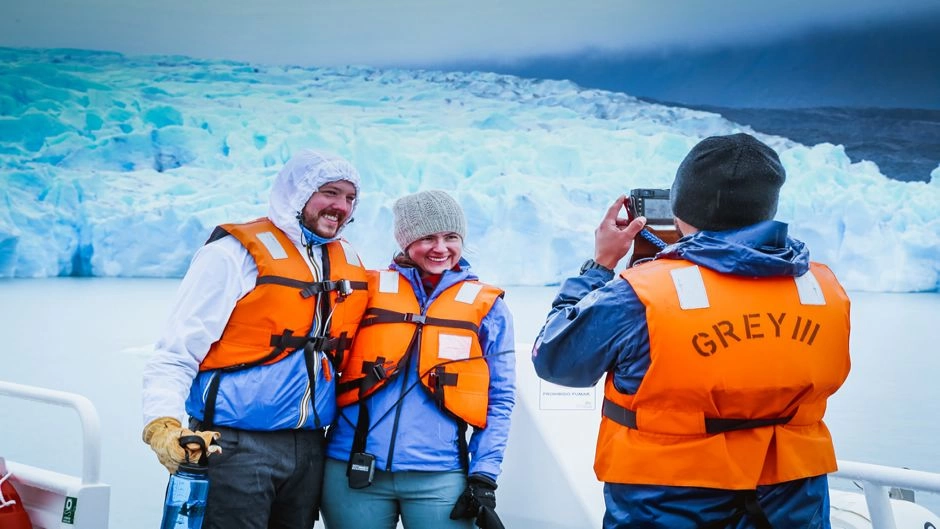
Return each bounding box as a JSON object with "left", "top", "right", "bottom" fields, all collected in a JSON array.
[{"left": 0, "top": 470, "right": 18, "bottom": 509}]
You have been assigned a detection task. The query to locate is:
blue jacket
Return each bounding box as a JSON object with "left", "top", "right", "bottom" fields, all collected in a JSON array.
[
  {"left": 326, "top": 259, "right": 516, "bottom": 482},
  {"left": 533, "top": 221, "right": 834, "bottom": 528}
]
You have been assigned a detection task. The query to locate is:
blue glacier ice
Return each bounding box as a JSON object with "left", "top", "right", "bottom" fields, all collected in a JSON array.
[{"left": 1, "top": 47, "right": 938, "bottom": 292}]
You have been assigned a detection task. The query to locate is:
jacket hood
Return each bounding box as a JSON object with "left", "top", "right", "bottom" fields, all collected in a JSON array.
[
  {"left": 268, "top": 150, "right": 361, "bottom": 246},
  {"left": 658, "top": 220, "right": 810, "bottom": 277}
]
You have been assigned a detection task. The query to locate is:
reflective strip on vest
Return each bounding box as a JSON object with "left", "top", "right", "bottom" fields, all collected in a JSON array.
[
  {"left": 256, "top": 231, "right": 289, "bottom": 260},
  {"left": 672, "top": 265, "right": 830, "bottom": 310}
]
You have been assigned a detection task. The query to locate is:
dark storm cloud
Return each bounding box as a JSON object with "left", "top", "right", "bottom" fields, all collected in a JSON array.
[{"left": 2, "top": 0, "right": 939, "bottom": 66}]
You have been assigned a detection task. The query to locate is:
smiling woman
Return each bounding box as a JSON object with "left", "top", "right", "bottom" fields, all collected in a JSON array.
[
  {"left": 392, "top": 191, "right": 468, "bottom": 275},
  {"left": 320, "top": 189, "right": 517, "bottom": 529}
]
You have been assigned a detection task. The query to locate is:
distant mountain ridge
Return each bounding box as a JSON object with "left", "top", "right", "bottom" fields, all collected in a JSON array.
[
  {"left": 652, "top": 103, "right": 940, "bottom": 182},
  {"left": 445, "top": 13, "right": 940, "bottom": 110}
]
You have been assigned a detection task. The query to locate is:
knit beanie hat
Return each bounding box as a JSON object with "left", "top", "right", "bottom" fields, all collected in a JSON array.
[
  {"left": 393, "top": 190, "right": 467, "bottom": 250},
  {"left": 671, "top": 133, "right": 786, "bottom": 231}
]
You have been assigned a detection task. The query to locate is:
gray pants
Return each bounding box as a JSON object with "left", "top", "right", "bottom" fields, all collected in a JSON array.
[
  {"left": 320, "top": 458, "right": 472, "bottom": 529},
  {"left": 192, "top": 421, "right": 326, "bottom": 529}
]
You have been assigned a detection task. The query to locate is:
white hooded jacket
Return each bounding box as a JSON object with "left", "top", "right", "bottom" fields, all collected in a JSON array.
[{"left": 142, "top": 150, "right": 361, "bottom": 430}]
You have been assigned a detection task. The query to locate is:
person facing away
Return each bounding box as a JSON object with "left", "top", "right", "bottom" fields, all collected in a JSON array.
[
  {"left": 141, "top": 150, "right": 370, "bottom": 529},
  {"left": 320, "top": 189, "right": 516, "bottom": 529},
  {"left": 532, "top": 133, "right": 852, "bottom": 529}
]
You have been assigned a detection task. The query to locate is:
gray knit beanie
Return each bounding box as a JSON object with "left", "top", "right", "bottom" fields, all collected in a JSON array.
[
  {"left": 393, "top": 190, "right": 467, "bottom": 250},
  {"left": 671, "top": 133, "right": 786, "bottom": 231}
]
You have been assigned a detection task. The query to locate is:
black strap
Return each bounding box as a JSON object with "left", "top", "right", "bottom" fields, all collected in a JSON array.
[
  {"left": 742, "top": 491, "right": 773, "bottom": 529},
  {"left": 202, "top": 372, "right": 223, "bottom": 430},
  {"left": 704, "top": 415, "right": 794, "bottom": 435},
  {"left": 268, "top": 328, "right": 307, "bottom": 351},
  {"left": 255, "top": 275, "right": 367, "bottom": 297},
  {"left": 359, "top": 307, "right": 480, "bottom": 333},
  {"left": 427, "top": 366, "right": 458, "bottom": 411},
  {"left": 325, "top": 331, "right": 350, "bottom": 369},
  {"left": 205, "top": 225, "right": 231, "bottom": 245},
  {"left": 268, "top": 331, "right": 353, "bottom": 363},
  {"left": 456, "top": 420, "right": 469, "bottom": 472},
  {"left": 602, "top": 398, "right": 793, "bottom": 434},
  {"left": 700, "top": 490, "right": 774, "bottom": 529},
  {"left": 302, "top": 339, "right": 322, "bottom": 428},
  {"left": 347, "top": 394, "right": 372, "bottom": 478},
  {"left": 301, "top": 279, "right": 367, "bottom": 299},
  {"left": 335, "top": 355, "right": 391, "bottom": 395}
]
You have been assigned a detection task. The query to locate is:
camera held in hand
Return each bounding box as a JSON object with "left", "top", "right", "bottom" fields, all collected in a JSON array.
[{"left": 627, "top": 188, "right": 681, "bottom": 265}]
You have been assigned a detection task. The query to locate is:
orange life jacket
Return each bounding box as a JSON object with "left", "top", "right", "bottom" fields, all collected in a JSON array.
[
  {"left": 199, "top": 218, "right": 368, "bottom": 373},
  {"left": 595, "top": 260, "right": 851, "bottom": 489},
  {"left": 336, "top": 270, "right": 503, "bottom": 429}
]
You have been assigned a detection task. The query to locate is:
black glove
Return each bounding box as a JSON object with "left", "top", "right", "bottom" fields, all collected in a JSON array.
[{"left": 449, "top": 474, "right": 505, "bottom": 529}]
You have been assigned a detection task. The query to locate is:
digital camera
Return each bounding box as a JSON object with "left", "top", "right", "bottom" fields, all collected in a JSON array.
[{"left": 628, "top": 188, "right": 673, "bottom": 228}]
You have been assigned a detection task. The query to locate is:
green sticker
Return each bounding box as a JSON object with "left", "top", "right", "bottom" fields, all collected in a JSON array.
[{"left": 62, "top": 496, "right": 78, "bottom": 524}]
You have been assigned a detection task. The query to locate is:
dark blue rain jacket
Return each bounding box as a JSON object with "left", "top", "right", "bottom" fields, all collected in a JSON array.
[{"left": 533, "top": 221, "right": 834, "bottom": 529}]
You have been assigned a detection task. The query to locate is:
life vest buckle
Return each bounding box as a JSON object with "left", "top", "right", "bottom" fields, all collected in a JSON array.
[
  {"left": 336, "top": 279, "right": 353, "bottom": 298},
  {"left": 404, "top": 313, "right": 426, "bottom": 324},
  {"left": 305, "top": 335, "right": 332, "bottom": 354},
  {"left": 301, "top": 280, "right": 354, "bottom": 299},
  {"left": 372, "top": 363, "right": 387, "bottom": 381}
]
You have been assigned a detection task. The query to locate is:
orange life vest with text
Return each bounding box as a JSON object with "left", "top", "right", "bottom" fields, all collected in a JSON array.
[
  {"left": 336, "top": 270, "right": 503, "bottom": 429},
  {"left": 199, "top": 218, "right": 368, "bottom": 373},
  {"left": 595, "top": 259, "right": 851, "bottom": 489}
]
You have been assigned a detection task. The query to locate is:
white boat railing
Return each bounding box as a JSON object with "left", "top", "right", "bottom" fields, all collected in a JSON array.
[
  {"left": 0, "top": 380, "right": 111, "bottom": 529},
  {"left": 3, "top": 376, "right": 940, "bottom": 529},
  {"left": 832, "top": 459, "right": 940, "bottom": 529}
]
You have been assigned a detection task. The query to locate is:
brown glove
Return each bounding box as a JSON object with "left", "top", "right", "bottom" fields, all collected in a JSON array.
[{"left": 142, "top": 417, "right": 221, "bottom": 473}]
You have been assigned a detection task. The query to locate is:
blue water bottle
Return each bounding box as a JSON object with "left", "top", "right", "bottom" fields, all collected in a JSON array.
[{"left": 160, "top": 435, "right": 210, "bottom": 529}]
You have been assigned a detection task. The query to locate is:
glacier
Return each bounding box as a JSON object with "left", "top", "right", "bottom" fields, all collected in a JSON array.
[{"left": 1, "top": 47, "right": 938, "bottom": 291}]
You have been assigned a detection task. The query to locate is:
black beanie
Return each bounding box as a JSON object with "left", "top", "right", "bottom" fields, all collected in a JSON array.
[{"left": 670, "top": 133, "right": 786, "bottom": 231}]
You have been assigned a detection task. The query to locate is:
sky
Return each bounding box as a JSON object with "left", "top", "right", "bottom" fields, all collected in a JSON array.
[{"left": 3, "top": 0, "right": 940, "bottom": 68}]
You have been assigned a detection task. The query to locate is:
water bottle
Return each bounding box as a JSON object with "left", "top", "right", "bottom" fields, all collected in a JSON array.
[{"left": 160, "top": 435, "right": 210, "bottom": 529}]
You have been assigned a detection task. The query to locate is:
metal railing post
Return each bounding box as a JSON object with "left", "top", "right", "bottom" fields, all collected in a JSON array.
[{"left": 0, "top": 380, "right": 102, "bottom": 484}]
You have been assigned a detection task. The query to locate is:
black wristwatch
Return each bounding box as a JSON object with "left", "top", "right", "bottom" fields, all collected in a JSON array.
[{"left": 580, "top": 259, "right": 613, "bottom": 275}]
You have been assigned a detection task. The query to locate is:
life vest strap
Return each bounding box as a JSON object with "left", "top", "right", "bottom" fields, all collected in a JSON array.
[
  {"left": 300, "top": 279, "right": 368, "bottom": 299},
  {"left": 457, "top": 420, "right": 469, "bottom": 471},
  {"left": 359, "top": 307, "right": 480, "bottom": 333},
  {"left": 206, "top": 225, "right": 231, "bottom": 244},
  {"left": 255, "top": 276, "right": 367, "bottom": 298},
  {"left": 336, "top": 356, "right": 396, "bottom": 398},
  {"left": 202, "top": 372, "right": 223, "bottom": 430},
  {"left": 602, "top": 398, "right": 793, "bottom": 435},
  {"left": 269, "top": 330, "right": 308, "bottom": 350},
  {"left": 700, "top": 490, "right": 773, "bottom": 529},
  {"left": 269, "top": 331, "right": 352, "bottom": 356},
  {"left": 361, "top": 357, "right": 389, "bottom": 385},
  {"left": 428, "top": 367, "right": 459, "bottom": 389}
]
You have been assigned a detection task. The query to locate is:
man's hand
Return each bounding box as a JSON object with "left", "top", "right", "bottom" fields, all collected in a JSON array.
[
  {"left": 594, "top": 195, "right": 647, "bottom": 270},
  {"left": 142, "top": 417, "right": 221, "bottom": 473}
]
